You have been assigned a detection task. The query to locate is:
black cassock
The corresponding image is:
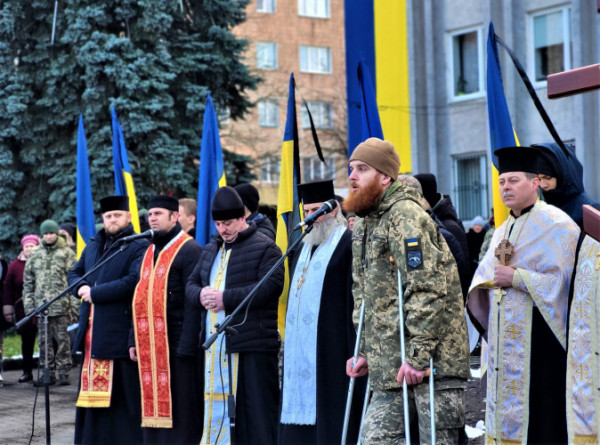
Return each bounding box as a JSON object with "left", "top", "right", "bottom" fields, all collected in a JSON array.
[{"left": 279, "top": 229, "right": 366, "bottom": 445}]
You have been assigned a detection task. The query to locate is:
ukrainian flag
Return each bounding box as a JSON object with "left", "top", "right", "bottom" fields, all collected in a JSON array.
[
  {"left": 486, "top": 23, "right": 517, "bottom": 227},
  {"left": 276, "top": 74, "right": 302, "bottom": 339},
  {"left": 196, "top": 92, "right": 227, "bottom": 246},
  {"left": 76, "top": 115, "right": 96, "bottom": 258},
  {"left": 345, "top": 0, "right": 411, "bottom": 170},
  {"left": 111, "top": 107, "right": 140, "bottom": 233}
]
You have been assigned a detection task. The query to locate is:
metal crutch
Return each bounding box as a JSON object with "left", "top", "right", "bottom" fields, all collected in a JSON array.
[
  {"left": 342, "top": 300, "right": 366, "bottom": 444},
  {"left": 398, "top": 269, "right": 436, "bottom": 445},
  {"left": 356, "top": 377, "right": 370, "bottom": 445},
  {"left": 397, "top": 269, "right": 412, "bottom": 445}
]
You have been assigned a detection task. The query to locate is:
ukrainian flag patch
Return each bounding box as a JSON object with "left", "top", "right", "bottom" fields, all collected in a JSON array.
[
  {"left": 405, "top": 238, "right": 423, "bottom": 270},
  {"left": 406, "top": 238, "right": 419, "bottom": 247}
]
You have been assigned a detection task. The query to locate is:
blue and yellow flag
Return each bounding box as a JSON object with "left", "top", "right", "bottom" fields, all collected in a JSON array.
[
  {"left": 276, "top": 74, "right": 302, "bottom": 339},
  {"left": 111, "top": 107, "right": 140, "bottom": 233},
  {"left": 486, "top": 23, "right": 517, "bottom": 227},
  {"left": 76, "top": 115, "right": 96, "bottom": 258},
  {"left": 196, "top": 92, "right": 227, "bottom": 246}
]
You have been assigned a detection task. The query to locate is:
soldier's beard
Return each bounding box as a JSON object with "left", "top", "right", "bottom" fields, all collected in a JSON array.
[
  {"left": 304, "top": 211, "right": 346, "bottom": 246},
  {"left": 343, "top": 177, "right": 384, "bottom": 217}
]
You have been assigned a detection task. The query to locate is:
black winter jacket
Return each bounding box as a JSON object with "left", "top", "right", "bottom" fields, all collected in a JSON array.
[
  {"left": 184, "top": 223, "right": 284, "bottom": 353},
  {"left": 68, "top": 224, "right": 149, "bottom": 359}
]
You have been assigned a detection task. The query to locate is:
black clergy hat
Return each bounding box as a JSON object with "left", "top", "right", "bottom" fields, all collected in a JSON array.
[
  {"left": 298, "top": 180, "right": 335, "bottom": 204},
  {"left": 211, "top": 186, "right": 245, "bottom": 221},
  {"left": 147, "top": 195, "right": 179, "bottom": 212},
  {"left": 234, "top": 183, "right": 259, "bottom": 213},
  {"left": 494, "top": 146, "right": 539, "bottom": 174},
  {"left": 100, "top": 195, "right": 129, "bottom": 213}
]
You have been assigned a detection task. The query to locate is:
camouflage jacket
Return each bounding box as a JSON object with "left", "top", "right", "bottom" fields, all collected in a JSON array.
[
  {"left": 352, "top": 181, "right": 470, "bottom": 390},
  {"left": 23, "top": 236, "right": 78, "bottom": 317}
]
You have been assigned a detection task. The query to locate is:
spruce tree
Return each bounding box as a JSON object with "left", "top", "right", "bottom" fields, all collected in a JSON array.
[{"left": 0, "top": 0, "right": 257, "bottom": 256}]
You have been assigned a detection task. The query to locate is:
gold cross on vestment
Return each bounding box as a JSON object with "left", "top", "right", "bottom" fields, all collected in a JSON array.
[
  {"left": 506, "top": 324, "right": 521, "bottom": 340},
  {"left": 575, "top": 364, "right": 588, "bottom": 380},
  {"left": 495, "top": 239, "right": 514, "bottom": 266},
  {"left": 596, "top": 251, "right": 600, "bottom": 271},
  {"left": 296, "top": 266, "right": 308, "bottom": 290},
  {"left": 506, "top": 380, "right": 520, "bottom": 396},
  {"left": 575, "top": 301, "right": 587, "bottom": 319}
]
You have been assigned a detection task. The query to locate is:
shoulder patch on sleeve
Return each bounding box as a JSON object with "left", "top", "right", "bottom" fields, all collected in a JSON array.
[{"left": 405, "top": 238, "right": 423, "bottom": 270}]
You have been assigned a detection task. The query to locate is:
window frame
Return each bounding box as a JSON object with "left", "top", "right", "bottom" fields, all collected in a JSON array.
[
  {"left": 257, "top": 98, "right": 279, "bottom": 128},
  {"left": 447, "top": 25, "right": 485, "bottom": 102},
  {"left": 452, "top": 153, "right": 489, "bottom": 221},
  {"left": 256, "top": 42, "right": 278, "bottom": 70},
  {"left": 298, "top": 0, "right": 330, "bottom": 19},
  {"left": 256, "top": 0, "right": 275, "bottom": 13},
  {"left": 300, "top": 101, "right": 333, "bottom": 129},
  {"left": 529, "top": 6, "right": 571, "bottom": 87},
  {"left": 299, "top": 45, "right": 332, "bottom": 74},
  {"left": 260, "top": 156, "right": 281, "bottom": 184},
  {"left": 301, "top": 156, "right": 335, "bottom": 183}
]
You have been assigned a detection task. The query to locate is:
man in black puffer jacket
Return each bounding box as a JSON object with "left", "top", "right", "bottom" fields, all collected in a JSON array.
[{"left": 185, "top": 186, "right": 284, "bottom": 445}]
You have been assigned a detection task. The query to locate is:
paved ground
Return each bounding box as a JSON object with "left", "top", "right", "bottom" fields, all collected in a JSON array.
[
  {"left": 0, "top": 358, "right": 486, "bottom": 445},
  {"left": 0, "top": 366, "right": 79, "bottom": 445}
]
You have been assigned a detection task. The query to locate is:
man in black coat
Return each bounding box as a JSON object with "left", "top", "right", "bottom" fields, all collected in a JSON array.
[
  {"left": 68, "top": 195, "right": 149, "bottom": 445},
  {"left": 186, "top": 186, "right": 284, "bottom": 445},
  {"left": 278, "top": 180, "right": 366, "bottom": 445},
  {"left": 129, "top": 195, "right": 203, "bottom": 444}
]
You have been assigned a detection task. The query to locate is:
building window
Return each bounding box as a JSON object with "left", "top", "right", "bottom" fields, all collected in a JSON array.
[
  {"left": 258, "top": 99, "right": 279, "bottom": 127},
  {"left": 300, "top": 101, "right": 333, "bottom": 129},
  {"left": 531, "top": 7, "right": 571, "bottom": 82},
  {"left": 448, "top": 27, "right": 484, "bottom": 100},
  {"left": 218, "top": 107, "right": 230, "bottom": 125},
  {"left": 299, "top": 46, "right": 332, "bottom": 74},
  {"left": 302, "top": 156, "right": 335, "bottom": 182},
  {"left": 257, "top": 42, "right": 278, "bottom": 70},
  {"left": 257, "top": 0, "right": 275, "bottom": 13},
  {"left": 261, "top": 157, "right": 280, "bottom": 184},
  {"left": 298, "top": 0, "right": 329, "bottom": 18},
  {"left": 453, "top": 153, "right": 488, "bottom": 221}
]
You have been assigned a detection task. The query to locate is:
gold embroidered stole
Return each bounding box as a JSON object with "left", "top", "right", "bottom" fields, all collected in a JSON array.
[
  {"left": 76, "top": 304, "right": 115, "bottom": 407},
  {"left": 202, "top": 247, "right": 239, "bottom": 445},
  {"left": 567, "top": 235, "right": 600, "bottom": 444},
  {"left": 133, "top": 231, "right": 191, "bottom": 428}
]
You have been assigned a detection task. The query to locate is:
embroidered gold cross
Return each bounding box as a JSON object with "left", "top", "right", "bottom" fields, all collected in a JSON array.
[
  {"left": 507, "top": 380, "right": 520, "bottom": 395},
  {"left": 506, "top": 324, "right": 521, "bottom": 340},
  {"left": 596, "top": 251, "right": 600, "bottom": 271},
  {"left": 575, "top": 364, "right": 588, "bottom": 380},
  {"left": 575, "top": 301, "right": 587, "bottom": 319}
]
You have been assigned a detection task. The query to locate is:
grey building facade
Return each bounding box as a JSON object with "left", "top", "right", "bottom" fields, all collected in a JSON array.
[{"left": 407, "top": 0, "right": 599, "bottom": 222}]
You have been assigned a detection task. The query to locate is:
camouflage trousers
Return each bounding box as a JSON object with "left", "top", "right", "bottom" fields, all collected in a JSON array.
[
  {"left": 38, "top": 315, "right": 72, "bottom": 375},
  {"left": 361, "top": 379, "right": 466, "bottom": 445}
]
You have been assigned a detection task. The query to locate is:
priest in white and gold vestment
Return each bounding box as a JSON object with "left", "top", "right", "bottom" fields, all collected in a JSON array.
[{"left": 468, "top": 146, "right": 580, "bottom": 445}]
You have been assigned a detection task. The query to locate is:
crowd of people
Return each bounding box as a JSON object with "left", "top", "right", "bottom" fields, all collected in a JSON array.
[{"left": 0, "top": 136, "right": 598, "bottom": 445}]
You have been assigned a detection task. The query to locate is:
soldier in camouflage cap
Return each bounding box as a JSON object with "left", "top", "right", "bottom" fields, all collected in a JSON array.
[
  {"left": 344, "top": 138, "right": 470, "bottom": 444},
  {"left": 23, "top": 219, "right": 77, "bottom": 386}
]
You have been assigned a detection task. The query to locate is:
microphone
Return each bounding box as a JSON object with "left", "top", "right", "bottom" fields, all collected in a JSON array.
[
  {"left": 116, "top": 229, "right": 154, "bottom": 243},
  {"left": 296, "top": 199, "right": 338, "bottom": 229}
]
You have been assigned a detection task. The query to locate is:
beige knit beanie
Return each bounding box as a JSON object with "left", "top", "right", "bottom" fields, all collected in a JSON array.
[{"left": 349, "top": 137, "right": 400, "bottom": 180}]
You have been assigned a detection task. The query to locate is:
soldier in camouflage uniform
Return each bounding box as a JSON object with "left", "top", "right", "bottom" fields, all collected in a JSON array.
[
  {"left": 23, "top": 219, "right": 77, "bottom": 386},
  {"left": 345, "top": 138, "right": 470, "bottom": 444}
]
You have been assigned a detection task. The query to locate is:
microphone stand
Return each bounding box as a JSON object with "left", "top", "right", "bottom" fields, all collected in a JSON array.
[
  {"left": 17, "top": 241, "right": 135, "bottom": 445},
  {"left": 203, "top": 223, "right": 314, "bottom": 443}
]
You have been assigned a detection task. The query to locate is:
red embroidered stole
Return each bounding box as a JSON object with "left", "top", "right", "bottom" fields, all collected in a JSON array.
[
  {"left": 133, "top": 231, "right": 191, "bottom": 428},
  {"left": 76, "top": 305, "right": 114, "bottom": 407}
]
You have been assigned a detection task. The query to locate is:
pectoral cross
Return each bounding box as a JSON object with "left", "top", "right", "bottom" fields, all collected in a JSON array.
[{"left": 495, "top": 239, "right": 514, "bottom": 266}]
